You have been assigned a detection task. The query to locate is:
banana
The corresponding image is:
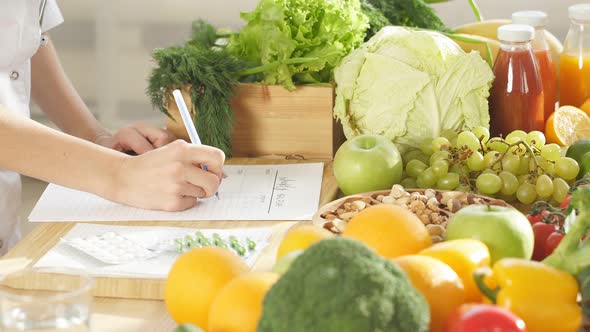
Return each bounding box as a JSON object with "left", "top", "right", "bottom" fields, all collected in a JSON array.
[
  {"left": 454, "top": 19, "right": 511, "bottom": 40},
  {"left": 449, "top": 33, "right": 501, "bottom": 64},
  {"left": 453, "top": 20, "right": 564, "bottom": 73}
]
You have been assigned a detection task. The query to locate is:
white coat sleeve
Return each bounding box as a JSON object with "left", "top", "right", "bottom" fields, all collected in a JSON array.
[{"left": 41, "top": 0, "right": 64, "bottom": 32}]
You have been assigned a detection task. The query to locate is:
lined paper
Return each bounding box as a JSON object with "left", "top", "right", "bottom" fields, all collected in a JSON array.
[{"left": 29, "top": 163, "right": 324, "bottom": 222}]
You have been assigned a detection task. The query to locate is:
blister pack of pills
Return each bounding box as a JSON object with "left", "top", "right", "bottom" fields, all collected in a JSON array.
[{"left": 61, "top": 232, "right": 158, "bottom": 265}]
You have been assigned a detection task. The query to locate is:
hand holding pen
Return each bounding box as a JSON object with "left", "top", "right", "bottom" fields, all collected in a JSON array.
[{"left": 173, "top": 89, "right": 223, "bottom": 199}]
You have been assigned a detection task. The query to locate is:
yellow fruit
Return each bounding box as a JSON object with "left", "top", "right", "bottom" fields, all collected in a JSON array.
[
  {"left": 208, "top": 272, "right": 279, "bottom": 332},
  {"left": 580, "top": 98, "right": 590, "bottom": 117},
  {"left": 164, "top": 247, "right": 249, "bottom": 328},
  {"left": 419, "top": 239, "right": 490, "bottom": 302},
  {"left": 454, "top": 19, "right": 511, "bottom": 40},
  {"left": 276, "top": 224, "right": 333, "bottom": 260},
  {"left": 545, "top": 105, "right": 590, "bottom": 146},
  {"left": 394, "top": 255, "right": 465, "bottom": 332},
  {"left": 342, "top": 204, "right": 431, "bottom": 258},
  {"left": 449, "top": 33, "right": 501, "bottom": 63}
]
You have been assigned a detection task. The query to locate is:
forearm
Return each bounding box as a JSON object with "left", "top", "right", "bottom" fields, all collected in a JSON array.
[
  {"left": 0, "top": 108, "right": 125, "bottom": 199},
  {"left": 31, "top": 34, "right": 110, "bottom": 143}
]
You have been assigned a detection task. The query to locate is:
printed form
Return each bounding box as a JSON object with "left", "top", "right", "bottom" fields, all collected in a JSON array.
[{"left": 29, "top": 163, "right": 324, "bottom": 222}]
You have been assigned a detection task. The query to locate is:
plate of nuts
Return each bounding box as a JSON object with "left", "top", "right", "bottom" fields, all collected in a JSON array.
[{"left": 312, "top": 185, "right": 511, "bottom": 243}]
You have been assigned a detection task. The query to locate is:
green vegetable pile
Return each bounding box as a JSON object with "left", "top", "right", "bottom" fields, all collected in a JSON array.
[
  {"left": 257, "top": 237, "right": 430, "bottom": 332},
  {"left": 228, "top": 0, "right": 369, "bottom": 91},
  {"left": 147, "top": 0, "right": 472, "bottom": 156}
]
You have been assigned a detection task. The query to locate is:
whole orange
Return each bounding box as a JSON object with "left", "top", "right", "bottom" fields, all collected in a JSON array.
[
  {"left": 342, "top": 204, "right": 431, "bottom": 258},
  {"left": 580, "top": 98, "right": 590, "bottom": 116},
  {"left": 164, "top": 247, "right": 249, "bottom": 328},
  {"left": 393, "top": 255, "right": 465, "bottom": 332},
  {"left": 276, "top": 224, "right": 333, "bottom": 259},
  {"left": 208, "top": 272, "right": 279, "bottom": 332}
]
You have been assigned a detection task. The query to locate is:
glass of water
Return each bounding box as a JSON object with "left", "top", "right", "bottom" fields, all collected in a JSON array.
[{"left": 0, "top": 267, "right": 93, "bottom": 331}]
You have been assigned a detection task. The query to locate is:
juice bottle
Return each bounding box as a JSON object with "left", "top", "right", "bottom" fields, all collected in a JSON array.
[
  {"left": 489, "top": 24, "right": 544, "bottom": 137},
  {"left": 559, "top": 4, "right": 590, "bottom": 108},
  {"left": 512, "top": 11, "right": 557, "bottom": 120}
]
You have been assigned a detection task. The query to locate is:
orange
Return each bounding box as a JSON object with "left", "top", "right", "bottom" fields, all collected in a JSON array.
[
  {"left": 342, "top": 204, "right": 431, "bottom": 258},
  {"left": 545, "top": 105, "right": 590, "bottom": 146},
  {"left": 164, "top": 247, "right": 249, "bottom": 328},
  {"left": 393, "top": 255, "right": 465, "bottom": 332},
  {"left": 208, "top": 272, "right": 279, "bottom": 332},
  {"left": 580, "top": 98, "right": 590, "bottom": 117},
  {"left": 419, "top": 239, "right": 491, "bottom": 302},
  {"left": 276, "top": 224, "right": 333, "bottom": 259}
]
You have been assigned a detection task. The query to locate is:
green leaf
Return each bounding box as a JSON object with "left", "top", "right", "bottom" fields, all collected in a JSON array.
[
  {"left": 228, "top": 0, "right": 369, "bottom": 90},
  {"left": 174, "top": 324, "right": 204, "bottom": 332}
]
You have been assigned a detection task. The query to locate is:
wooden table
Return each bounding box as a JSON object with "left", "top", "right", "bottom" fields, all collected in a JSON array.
[{"left": 1, "top": 158, "right": 338, "bottom": 332}]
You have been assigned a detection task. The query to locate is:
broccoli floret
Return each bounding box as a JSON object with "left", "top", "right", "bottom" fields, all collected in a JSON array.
[{"left": 257, "top": 238, "right": 430, "bottom": 332}]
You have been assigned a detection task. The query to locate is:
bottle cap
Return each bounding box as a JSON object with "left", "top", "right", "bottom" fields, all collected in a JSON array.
[
  {"left": 512, "top": 11, "right": 548, "bottom": 27},
  {"left": 497, "top": 24, "right": 535, "bottom": 42},
  {"left": 569, "top": 4, "right": 590, "bottom": 21}
]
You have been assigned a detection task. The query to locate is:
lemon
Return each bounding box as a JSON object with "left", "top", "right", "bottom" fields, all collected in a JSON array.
[{"left": 545, "top": 106, "right": 590, "bottom": 146}]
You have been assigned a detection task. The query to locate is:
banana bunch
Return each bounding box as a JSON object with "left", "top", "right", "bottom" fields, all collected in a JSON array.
[{"left": 450, "top": 19, "right": 563, "bottom": 72}]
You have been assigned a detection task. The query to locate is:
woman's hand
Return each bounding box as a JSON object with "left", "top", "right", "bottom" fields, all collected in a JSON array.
[
  {"left": 112, "top": 140, "right": 225, "bottom": 211},
  {"left": 96, "top": 122, "right": 176, "bottom": 154}
]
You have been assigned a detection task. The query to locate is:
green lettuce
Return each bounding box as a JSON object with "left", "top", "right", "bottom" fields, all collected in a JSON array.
[
  {"left": 228, "top": 0, "right": 369, "bottom": 91},
  {"left": 334, "top": 26, "right": 494, "bottom": 155}
]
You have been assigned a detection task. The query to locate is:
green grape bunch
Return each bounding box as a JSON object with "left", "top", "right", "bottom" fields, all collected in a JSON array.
[{"left": 402, "top": 128, "right": 580, "bottom": 205}]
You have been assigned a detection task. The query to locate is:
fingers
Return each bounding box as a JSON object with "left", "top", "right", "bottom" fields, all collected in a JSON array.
[
  {"left": 116, "top": 127, "right": 155, "bottom": 154},
  {"left": 184, "top": 165, "right": 221, "bottom": 198},
  {"left": 182, "top": 144, "right": 226, "bottom": 177},
  {"left": 132, "top": 123, "right": 176, "bottom": 148},
  {"left": 163, "top": 196, "right": 197, "bottom": 212},
  {"left": 178, "top": 183, "right": 206, "bottom": 198}
]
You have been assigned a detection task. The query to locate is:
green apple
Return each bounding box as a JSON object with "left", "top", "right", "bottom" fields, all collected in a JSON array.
[
  {"left": 272, "top": 250, "right": 304, "bottom": 275},
  {"left": 333, "top": 135, "right": 403, "bottom": 195},
  {"left": 445, "top": 205, "right": 534, "bottom": 263}
]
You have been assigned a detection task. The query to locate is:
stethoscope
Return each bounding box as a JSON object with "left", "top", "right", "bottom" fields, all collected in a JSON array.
[{"left": 39, "top": 0, "right": 49, "bottom": 47}]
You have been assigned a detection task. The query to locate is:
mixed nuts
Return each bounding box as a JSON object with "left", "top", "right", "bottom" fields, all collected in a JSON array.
[{"left": 320, "top": 185, "right": 508, "bottom": 243}]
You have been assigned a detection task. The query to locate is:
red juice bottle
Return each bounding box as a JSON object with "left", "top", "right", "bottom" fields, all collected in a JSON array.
[{"left": 489, "top": 24, "right": 545, "bottom": 137}]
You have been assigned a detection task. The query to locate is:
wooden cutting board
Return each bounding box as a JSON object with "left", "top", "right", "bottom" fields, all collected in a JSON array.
[{"left": 1, "top": 158, "right": 338, "bottom": 300}]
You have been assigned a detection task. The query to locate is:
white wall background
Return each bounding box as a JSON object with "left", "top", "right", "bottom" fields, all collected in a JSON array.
[{"left": 42, "top": 0, "right": 581, "bottom": 131}]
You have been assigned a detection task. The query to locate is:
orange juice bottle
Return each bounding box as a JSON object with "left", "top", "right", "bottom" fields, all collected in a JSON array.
[
  {"left": 559, "top": 4, "right": 590, "bottom": 108},
  {"left": 513, "top": 11, "right": 557, "bottom": 121}
]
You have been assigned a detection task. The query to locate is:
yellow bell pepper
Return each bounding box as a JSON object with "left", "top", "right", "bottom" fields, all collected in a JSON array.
[
  {"left": 474, "top": 258, "right": 582, "bottom": 332},
  {"left": 419, "top": 239, "right": 490, "bottom": 302}
]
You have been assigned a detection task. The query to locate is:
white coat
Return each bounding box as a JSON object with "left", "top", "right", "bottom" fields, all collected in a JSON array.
[{"left": 0, "top": 0, "right": 63, "bottom": 254}]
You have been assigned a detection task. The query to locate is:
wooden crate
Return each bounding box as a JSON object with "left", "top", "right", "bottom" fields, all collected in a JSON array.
[{"left": 165, "top": 84, "right": 344, "bottom": 160}]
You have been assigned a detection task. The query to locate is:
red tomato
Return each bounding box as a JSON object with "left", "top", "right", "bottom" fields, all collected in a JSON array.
[
  {"left": 544, "top": 232, "right": 564, "bottom": 256},
  {"left": 445, "top": 304, "right": 527, "bottom": 332},
  {"left": 560, "top": 194, "right": 572, "bottom": 210},
  {"left": 527, "top": 210, "right": 549, "bottom": 226},
  {"left": 532, "top": 222, "right": 556, "bottom": 261}
]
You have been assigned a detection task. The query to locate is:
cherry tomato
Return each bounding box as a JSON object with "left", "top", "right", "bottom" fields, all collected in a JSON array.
[
  {"left": 544, "top": 232, "right": 564, "bottom": 256},
  {"left": 527, "top": 210, "right": 549, "bottom": 226},
  {"left": 445, "top": 304, "right": 527, "bottom": 332},
  {"left": 560, "top": 194, "right": 572, "bottom": 210},
  {"left": 532, "top": 222, "right": 556, "bottom": 261}
]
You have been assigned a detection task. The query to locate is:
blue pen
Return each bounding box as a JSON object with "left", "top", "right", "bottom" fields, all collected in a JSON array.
[{"left": 172, "top": 89, "right": 220, "bottom": 199}]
